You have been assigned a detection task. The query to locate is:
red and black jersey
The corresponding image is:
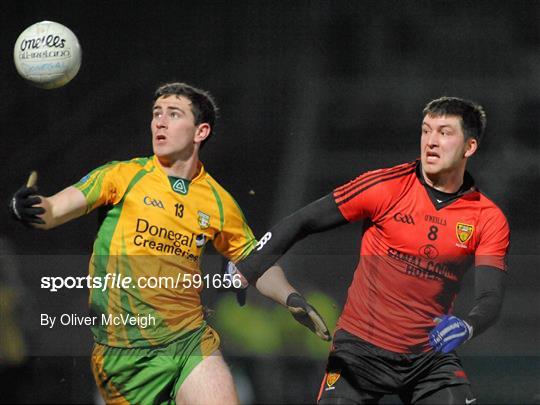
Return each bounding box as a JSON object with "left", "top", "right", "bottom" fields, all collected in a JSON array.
[{"left": 333, "top": 160, "right": 509, "bottom": 353}]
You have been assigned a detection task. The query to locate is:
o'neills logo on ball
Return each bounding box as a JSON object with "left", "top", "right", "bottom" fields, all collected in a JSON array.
[
  {"left": 456, "top": 223, "right": 474, "bottom": 244},
  {"left": 13, "top": 21, "right": 82, "bottom": 89}
]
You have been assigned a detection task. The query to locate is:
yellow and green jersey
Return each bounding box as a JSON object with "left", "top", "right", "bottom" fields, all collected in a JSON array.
[{"left": 73, "top": 155, "right": 257, "bottom": 347}]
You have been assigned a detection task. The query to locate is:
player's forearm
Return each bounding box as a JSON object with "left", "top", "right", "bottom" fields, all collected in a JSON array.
[
  {"left": 464, "top": 265, "right": 506, "bottom": 337},
  {"left": 35, "top": 187, "right": 87, "bottom": 230},
  {"left": 255, "top": 265, "right": 296, "bottom": 306},
  {"left": 465, "top": 292, "right": 503, "bottom": 337},
  {"left": 237, "top": 194, "right": 347, "bottom": 284}
]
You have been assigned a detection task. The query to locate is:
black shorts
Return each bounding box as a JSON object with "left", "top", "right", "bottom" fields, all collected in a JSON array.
[{"left": 318, "top": 329, "right": 470, "bottom": 404}]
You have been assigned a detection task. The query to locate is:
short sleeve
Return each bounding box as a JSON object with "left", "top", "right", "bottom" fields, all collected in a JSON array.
[
  {"left": 72, "top": 161, "right": 132, "bottom": 213},
  {"left": 211, "top": 193, "right": 257, "bottom": 262},
  {"left": 333, "top": 162, "right": 416, "bottom": 223},
  {"left": 475, "top": 207, "right": 510, "bottom": 271},
  {"left": 333, "top": 175, "right": 384, "bottom": 222}
]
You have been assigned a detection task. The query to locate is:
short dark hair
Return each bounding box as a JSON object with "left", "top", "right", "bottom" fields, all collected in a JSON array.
[
  {"left": 423, "top": 96, "right": 486, "bottom": 144},
  {"left": 153, "top": 82, "right": 218, "bottom": 148}
]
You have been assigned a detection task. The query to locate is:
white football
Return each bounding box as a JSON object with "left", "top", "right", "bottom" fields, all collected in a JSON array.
[{"left": 13, "top": 21, "right": 82, "bottom": 89}]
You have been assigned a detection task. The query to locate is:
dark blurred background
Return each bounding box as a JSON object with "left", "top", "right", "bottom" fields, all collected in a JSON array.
[{"left": 0, "top": 1, "right": 538, "bottom": 404}]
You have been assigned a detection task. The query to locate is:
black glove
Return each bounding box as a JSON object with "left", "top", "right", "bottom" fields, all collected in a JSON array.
[
  {"left": 9, "top": 172, "right": 45, "bottom": 226},
  {"left": 286, "top": 292, "right": 331, "bottom": 341},
  {"left": 217, "top": 259, "right": 248, "bottom": 306}
]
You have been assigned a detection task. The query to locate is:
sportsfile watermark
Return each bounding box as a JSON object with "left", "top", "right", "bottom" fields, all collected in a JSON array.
[
  {"left": 41, "top": 272, "right": 243, "bottom": 292},
  {"left": 2, "top": 253, "right": 535, "bottom": 359}
]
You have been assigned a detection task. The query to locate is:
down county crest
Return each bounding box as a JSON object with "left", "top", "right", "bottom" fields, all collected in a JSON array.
[
  {"left": 326, "top": 371, "right": 341, "bottom": 388},
  {"left": 456, "top": 222, "right": 474, "bottom": 244},
  {"left": 197, "top": 211, "right": 210, "bottom": 229}
]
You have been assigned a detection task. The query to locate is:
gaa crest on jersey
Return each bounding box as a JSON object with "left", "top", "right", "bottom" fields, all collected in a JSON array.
[
  {"left": 456, "top": 223, "right": 474, "bottom": 244},
  {"left": 197, "top": 211, "right": 210, "bottom": 229},
  {"left": 326, "top": 371, "right": 341, "bottom": 388},
  {"left": 143, "top": 196, "right": 165, "bottom": 209}
]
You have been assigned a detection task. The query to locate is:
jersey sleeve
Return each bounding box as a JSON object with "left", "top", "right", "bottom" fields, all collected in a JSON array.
[
  {"left": 212, "top": 193, "right": 258, "bottom": 262},
  {"left": 72, "top": 161, "right": 133, "bottom": 213},
  {"left": 333, "top": 162, "right": 416, "bottom": 223},
  {"left": 475, "top": 206, "right": 510, "bottom": 271}
]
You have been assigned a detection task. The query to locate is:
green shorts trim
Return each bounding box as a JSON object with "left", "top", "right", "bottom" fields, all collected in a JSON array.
[{"left": 91, "top": 324, "right": 220, "bottom": 405}]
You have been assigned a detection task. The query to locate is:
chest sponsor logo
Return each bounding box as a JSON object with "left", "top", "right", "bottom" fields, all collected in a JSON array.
[
  {"left": 424, "top": 214, "right": 447, "bottom": 226},
  {"left": 172, "top": 179, "right": 188, "bottom": 195},
  {"left": 456, "top": 222, "right": 474, "bottom": 244},
  {"left": 393, "top": 212, "right": 415, "bottom": 225},
  {"left": 419, "top": 244, "right": 439, "bottom": 260},
  {"left": 143, "top": 196, "right": 165, "bottom": 209},
  {"left": 133, "top": 218, "right": 199, "bottom": 263},
  {"left": 133, "top": 218, "right": 198, "bottom": 262},
  {"left": 326, "top": 370, "right": 341, "bottom": 389},
  {"left": 197, "top": 211, "right": 210, "bottom": 229},
  {"left": 388, "top": 247, "right": 455, "bottom": 281}
]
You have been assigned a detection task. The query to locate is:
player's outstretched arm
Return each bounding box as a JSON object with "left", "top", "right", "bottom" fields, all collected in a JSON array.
[
  {"left": 225, "top": 261, "right": 331, "bottom": 340},
  {"left": 236, "top": 193, "right": 348, "bottom": 285},
  {"left": 429, "top": 265, "right": 505, "bottom": 353},
  {"left": 220, "top": 194, "right": 345, "bottom": 341},
  {"left": 10, "top": 172, "right": 87, "bottom": 230}
]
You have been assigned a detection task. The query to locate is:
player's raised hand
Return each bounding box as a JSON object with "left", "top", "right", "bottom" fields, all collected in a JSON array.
[
  {"left": 9, "top": 171, "right": 45, "bottom": 227},
  {"left": 429, "top": 315, "right": 472, "bottom": 353},
  {"left": 286, "top": 292, "right": 331, "bottom": 341}
]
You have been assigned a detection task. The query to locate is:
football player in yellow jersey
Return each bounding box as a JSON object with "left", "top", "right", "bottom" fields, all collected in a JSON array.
[{"left": 10, "top": 82, "right": 330, "bottom": 404}]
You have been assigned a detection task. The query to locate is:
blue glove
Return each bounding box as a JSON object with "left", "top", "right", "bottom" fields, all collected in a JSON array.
[{"left": 429, "top": 315, "right": 472, "bottom": 353}]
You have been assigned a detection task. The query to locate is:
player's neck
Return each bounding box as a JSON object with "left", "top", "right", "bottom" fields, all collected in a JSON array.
[
  {"left": 421, "top": 168, "right": 465, "bottom": 193},
  {"left": 156, "top": 153, "right": 200, "bottom": 179}
]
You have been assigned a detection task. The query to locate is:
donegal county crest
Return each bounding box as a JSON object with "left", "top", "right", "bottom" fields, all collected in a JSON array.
[
  {"left": 456, "top": 222, "right": 474, "bottom": 244},
  {"left": 197, "top": 211, "right": 210, "bottom": 229}
]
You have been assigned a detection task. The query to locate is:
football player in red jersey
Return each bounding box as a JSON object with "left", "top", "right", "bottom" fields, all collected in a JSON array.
[{"left": 231, "top": 97, "right": 509, "bottom": 404}]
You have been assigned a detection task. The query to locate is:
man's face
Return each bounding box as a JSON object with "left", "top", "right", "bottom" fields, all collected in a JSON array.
[
  {"left": 420, "top": 114, "right": 476, "bottom": 177},
  {"left": 151, "top": 95, "right": 202, "bottom": 160}
]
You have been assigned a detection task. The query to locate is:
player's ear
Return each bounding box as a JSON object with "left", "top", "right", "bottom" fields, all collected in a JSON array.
[
  {"left": 464, "top": 137, "right": 478, "bottom": 158},
  {"left": 194, "top": 123, "right": 211, "bottom": 144}
]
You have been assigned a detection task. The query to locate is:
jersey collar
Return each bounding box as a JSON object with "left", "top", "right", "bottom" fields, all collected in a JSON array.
[
  {"left": 415, "top": 161, "right": 477, "bottom": 210},
  {"left": 152, "top": 156, "right": 206, "bottom": 180},
  {"left": 152, "top": 155, "right": 207, "bottom": 194}
]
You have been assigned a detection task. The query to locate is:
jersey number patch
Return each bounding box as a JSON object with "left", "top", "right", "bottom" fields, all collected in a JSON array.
[
  {"left": 174, "top": 203, "right": 184, "bottom": 218},
  {"left": 427, "top": 225, "right": 439, "bottom": 241}
]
